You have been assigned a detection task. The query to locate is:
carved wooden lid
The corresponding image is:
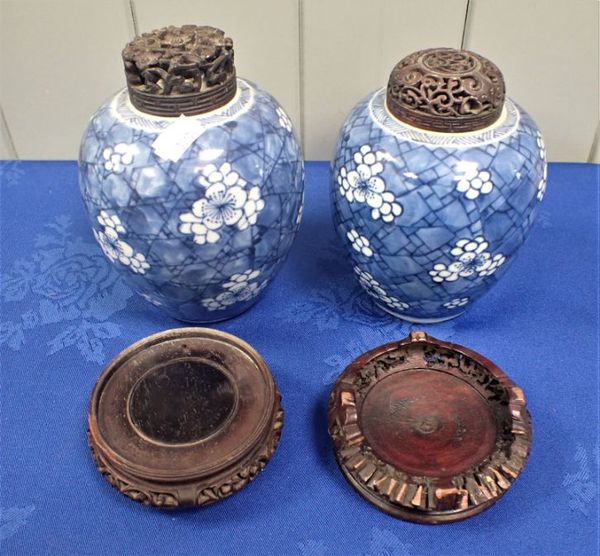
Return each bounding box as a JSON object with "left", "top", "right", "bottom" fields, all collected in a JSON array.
[
  {"left": 386, "top": 48, "right": 505, "bottom": 132},
  {"left": 88, "top": 328, "right": 283, "bottom": 508},
  {"left": 328, "top": 331, "right": 531, "bottom": 524},
  {"left": 122, "top": 25, "right": 237, "bottom": 117}
]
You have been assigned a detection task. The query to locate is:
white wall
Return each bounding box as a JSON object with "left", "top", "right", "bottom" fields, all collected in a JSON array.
[{"left": 0, "top": 0, "right": 598, "bottom": 162}]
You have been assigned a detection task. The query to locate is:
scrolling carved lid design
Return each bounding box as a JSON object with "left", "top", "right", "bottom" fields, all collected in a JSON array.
[
  {"left": 386, "top": 48, "right": 505, "bottom": 133},
  {"left": 122, "top": 25, "right": 236, "bottom": 117}
]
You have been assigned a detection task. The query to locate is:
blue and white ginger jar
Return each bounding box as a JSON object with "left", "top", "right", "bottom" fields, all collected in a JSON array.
[
  {"left": 79, "top": 26, "right": 303, "bottom": 322},
  {"left": 331, "top": 48, "right": 547, "bottom": 322}
]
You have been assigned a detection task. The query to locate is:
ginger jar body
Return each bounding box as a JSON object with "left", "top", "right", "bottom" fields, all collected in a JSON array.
[
  {"left": 79, "top": 26, "right": 303, "bottom": 322},
  {"left": 331, "top": 48, "right": 546, "bottom": 322}
]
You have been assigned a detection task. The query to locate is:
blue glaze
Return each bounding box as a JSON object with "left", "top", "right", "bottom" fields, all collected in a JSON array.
[
  {"left": 79, "top": 79, "right": 303, "bottom": 322},
  {"left": 331, "top": 89, "right": 547, "bottom": 322}
]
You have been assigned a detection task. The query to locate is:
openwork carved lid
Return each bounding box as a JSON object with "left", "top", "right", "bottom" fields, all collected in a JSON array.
[
  {"left": 328, "top": 331, "right": 531, "bottom": 524},
  {"left": 122, "top": 25, "right": 237, "bottom": 117},
  {"left": 88, "top": 328, "right": 283, "bottom": 508},
  {"left": 386, "top": 48, "right": 505, "bottom": 132}
]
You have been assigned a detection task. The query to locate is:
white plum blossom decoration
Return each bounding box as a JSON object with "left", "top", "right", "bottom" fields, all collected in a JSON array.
[
  {"left": 536, "top": 131, "right": 546, "bottom": 160},
  {"left": 353, "top": 144, "right": 384, "bottom": 172},
  {"left": 93, "top": 211, "right": 150, "bottom": 274},
  {"left": 354, "top": 266, "right": 384, "bottom": 294},
  {"left": 537, "top": 162, "right": 548, "bottom": 202},
  {"left": 97, "top": 210, "right": 125, "bottom": 240},
  {"left": 443, "top": 297, "right": 469, "bottom": 310},
  {"left": 535, "top": 132, "right": 548, "bottom": 201},
  {"left": 197, "top": 162, "right": 238, "bottom": 189},
  {"left": 223, "top": 269, "right": 261, "bottom": 294},
  {"left": 276, "top": 106, "right": 293, "bottom": 132},
  {"left": 295, "top": 197, "right": 304, "bottom": 227},
  {"left": 382, "top": 295, "right": 409, "bottom": 312},
  {"left": 94, "top": 211, "right": 123, "bottom": 262},
  {"left": 337, "top": 145, "right": 402, "bottom": 222},
  {"left": 371, "top": 191, "right": 402, "bottom": 222},
  {"left": 117, "top": 242, "right": 150, "bottom": 274},
  {"left": 93, "top": 229, "right": 119, "bottom": 263},
  {"left": 354, "top": 266, "right": 409, "bottom": 311},
  {"left": 180, "top": 184, "right": 246, "bottom": 243},
  {"left": 140, "top": 292, "right": 164, "bottom": 308},
  {"left": 202, "top": 295, "right": 236, "bottom": 312},
  {"left": 202, "top": 269, "right": 267, "bottom": 311},
  {"left": 242, "top": 187, "right": 264, "bottom": 227},
  {"left": 429, "top": 236, "right": 505, "bottom": 283},
  {"left": 476, "top": 257, "right": 506, "bottom": 278},
  {"left": 455, "top": 161, "right": 493, "bottom": 200},
  {"left": 179, "top": 163, "right": 265, "bottom": 245},
  {"left": 429, "top": 263, "right": 461, "bottom": 283},
  {"left": 102, "top": 143, "right": 136, "bottom": 174},
  {"left": 346, "top": 229, "right": 373, "bottom": 257}
]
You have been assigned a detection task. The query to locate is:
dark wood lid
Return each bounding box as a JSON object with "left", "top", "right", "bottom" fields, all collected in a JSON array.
[
  {"left": 386, "top": 48, "right": 505, "bottom": 132},
  {"left": 328, "top": 331, "right": 531, "bottom": 524},
  {"left": 88, "top": 328, "right": 283, "bottom": 508},
  {"left": 122, "top": 25, "right": 237, "bottom": 117}
]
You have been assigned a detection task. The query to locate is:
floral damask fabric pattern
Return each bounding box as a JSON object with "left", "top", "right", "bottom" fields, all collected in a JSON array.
[
  {"left": 0, "top": 215, "right": 134, "bottom": 363},
  {"left": 0, "top": 505, "right": 35, "bottom": 542},
  {"left": 562, "top": 444, "right": 599, "bottom": 516},
  {"left": 275, "top": 241, "right": 459, "bottom": 395},
  {"left": 0, "top": 160, "right": 25, "bottom": 188},
  {"left": 276, "top": 242, "right": 458, "bottom": 335},
  {"left": 296, "top": 526, "right": 412, "bottom": 556},
  {"left": 1, "top": 161, "right": 596, "bottom": 555}
]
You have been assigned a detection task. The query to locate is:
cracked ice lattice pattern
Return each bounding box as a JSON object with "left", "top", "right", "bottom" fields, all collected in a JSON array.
[
  {"left": 79, "top": 79, "right": 303, "bottom": 322},
  {"left": 332, "top": 89, "right": 546, "bottom": 321}
]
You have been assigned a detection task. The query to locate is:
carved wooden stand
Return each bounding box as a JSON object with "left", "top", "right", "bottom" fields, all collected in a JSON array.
[
  {"left": 88, "top": 328, "right": 283, "bottom": 508},
  {"left": 328, "top": 331, "right": 532, "bottom": 524}
]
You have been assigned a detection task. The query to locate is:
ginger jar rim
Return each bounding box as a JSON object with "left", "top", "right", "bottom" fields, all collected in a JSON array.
[
  {"left": 106, "top": 78, "right": 256, "bottom": 134},
  {"left": 368, "top": 87, "right": 522, "bottom": 148}
]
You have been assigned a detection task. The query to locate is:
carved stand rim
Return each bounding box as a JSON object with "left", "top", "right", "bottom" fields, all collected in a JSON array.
[{"left": 328, "top": 331, "right": 532, "bottom": 524}]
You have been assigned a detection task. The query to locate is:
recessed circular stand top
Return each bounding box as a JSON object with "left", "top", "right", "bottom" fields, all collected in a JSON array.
[
  {"left": 88, "top": 328, "right": 283, "bottom": 508},
  {"left": 328, "top": 331, "right": 531, "bottom": 524}
]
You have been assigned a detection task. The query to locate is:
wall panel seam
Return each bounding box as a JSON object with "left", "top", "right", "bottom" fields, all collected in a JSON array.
[
  {"left": 586, "top": 120, "right": 600, "bottom": 163},
  {"left": 0, "top": 104, "right": 18, "bottom": 159},
  {"left": 129, "top": 0, "right": 139, "bottom": 36},
  {"left": 460, "top": 0, "right": 472, "bottom": 50},
  {"left": 298, "top": 0, "right": 306, "bottom": 153}
]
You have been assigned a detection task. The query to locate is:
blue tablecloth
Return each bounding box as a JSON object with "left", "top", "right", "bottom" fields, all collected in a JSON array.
[{"left": 0, "top": 160, "right": 598, "bottom": 555}]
